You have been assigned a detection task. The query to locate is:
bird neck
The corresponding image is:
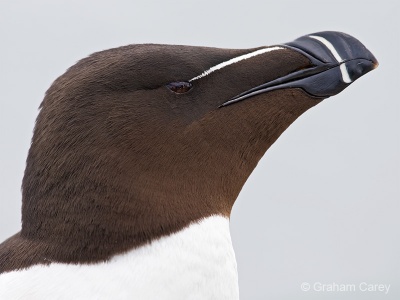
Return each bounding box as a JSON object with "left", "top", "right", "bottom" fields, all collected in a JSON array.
[{"left": 0, "top": 216, "right": 240, "bottom": 300}]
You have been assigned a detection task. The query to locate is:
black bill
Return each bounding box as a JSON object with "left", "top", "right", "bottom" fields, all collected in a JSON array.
[{"left": 222, "top": 31, "right": 378, "bottom": 107}]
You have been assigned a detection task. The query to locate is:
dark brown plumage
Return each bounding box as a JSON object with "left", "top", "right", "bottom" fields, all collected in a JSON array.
[
  {"left": 0, "top": 44, "right": 317, "bottom": 272},
  {"left": 0, "top": 32, "right": 377, "bottom": 274}
]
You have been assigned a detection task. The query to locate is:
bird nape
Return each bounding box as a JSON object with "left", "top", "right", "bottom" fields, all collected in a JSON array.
[{"left": 0, "top": 31, "right": 377, "bottom": 299}]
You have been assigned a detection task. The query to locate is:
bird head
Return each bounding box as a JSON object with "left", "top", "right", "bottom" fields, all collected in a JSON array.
[{"left": 19, "top": 31, "right": 377, "bottom": 262}]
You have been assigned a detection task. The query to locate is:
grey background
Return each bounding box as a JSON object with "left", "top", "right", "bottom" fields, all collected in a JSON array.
[{"left": 0, "top": 0, "right": 399, "bottom": 299}]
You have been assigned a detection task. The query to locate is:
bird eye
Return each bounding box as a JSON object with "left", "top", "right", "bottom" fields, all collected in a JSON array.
[{"left": 166, "top": 81, "right": 192, "bottom": 94}]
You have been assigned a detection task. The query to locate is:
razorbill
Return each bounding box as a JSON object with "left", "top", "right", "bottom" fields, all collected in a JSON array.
[{"left": 0, "top": 31, "right": 378, "bottom": 299}]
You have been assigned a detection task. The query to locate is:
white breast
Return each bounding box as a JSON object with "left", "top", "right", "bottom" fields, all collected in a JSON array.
[{"left": 0, "top": 215, "right": 239, "bottom": 300}]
